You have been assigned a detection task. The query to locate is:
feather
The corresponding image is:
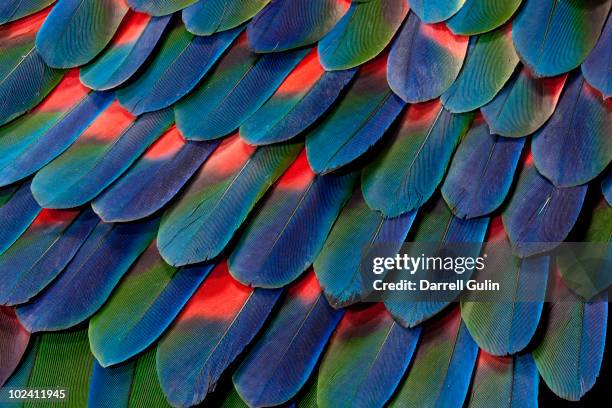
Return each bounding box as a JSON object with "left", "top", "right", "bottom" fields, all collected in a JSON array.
[
  {"left": 15, "top": 216, "right": 158, "bottom": 332},
  {"left": 461, "top": 218, "right": 548, "bottom": 355},
  {"left": 388, "top": 12, "right": 469, "bottom": 103},
  {"left": 240, "top": 49, "right": 356, "bottom": 145},
  {"left": 532, "top": 72, "right": 611, "bottom": 187},
  {"left": 0, "top": 306, "right": 30, "bottom": 386},
  {"left": 512, "top": 0, "right": 611, "bottom": 77},
  {"left": 157, "top": 262, "right": 281, "bottom": 407},
  {"left": 80, "top": 12, "right": 171, "bottom": 90},
  {"left": 92, "top": 127, "right": 219, "bottom": 223},
  {"left": 314, "top": 190, "right": 416, "bottom": 308},
  {"left": 0, "top": 9, "right": 63, "bottom": 126},
  {"left": 467, "top": 353, "right": 539, "bottom": 408},
  {"left": 0, "top": 73, "right": 114, "bottom": 187},
  {"left": 89, "top": 243, "right": 214, "bottom": 367},
  {"left": 183, "top": 0, "right": 268, "bottom": 36},
  {"left": 128, "top": 0, "right": 197, "bottom": 16},
  {"left": 409, "top": 0, "right": 465, "bottom": 24},
  {"left": 582, "top": 13, "right": 612, "bottom": 98},
  {"left": 533, "top": 271, "right": 608, "bottom": 401},
  {"left": 362, "top": 100, "right": 473, "bottom": 216},
  {"left": 0, "top": 0, "right": 54, "bottom": 24},
  {"left": 175, "top": 37, "right": 308, "bottom": 141},
  {"left": 502, "top": 162, "right": 587, "bottom": 258},
  {"left": 118, "top": 23, "right": 242, "bottom": 115},
  {"left": 157, "top": 136, "right": 301, "bottom": 266},
  {"left": 229, "top": 151, "right": 356, "bottom": 288},
  {"left": 604, "top": 172, "right": 612, "bottom": 205},
  {"left": 318, "top": 0, "right": 408, "bottom": 71},
  {"left": 442, "top": 117, "right": 525, "bottom": 219},
  {"left": 317, "top": 304, "right": 421, "bottom": 408},
  {"left": 442, "top": 25, "right": 519, "bottom": 113},
  {"left": 247, "top": 0, "right": 348, "bottom": 53},
  {"left": 447, "top": 0, "right": 522, "bottom": 35},
  {"left": 35, "top": 0, "right": 129, "bottom": 68},
  {"left": 0, "top": 181, "right": 41, "bottom": 256},
  {"left": 481, "top": 67, "right": 567, "bottom": 137},
  {"left": 89, "top": 349, "right": 171, "bottom": 408},
  {"left": 0, "top": 208, "right": 98, "bottom": 306},
  {"left": 233, "top": 272, "right": 343, "bottom": 407},
  {"left": 3, "top": 329, "right": 94, "bottom": 406},
  {"left": 31, "top": 106, "right": 174, "bottom": 209},
  {"left": 385, "top": 196, "right": 489, "bottom": 327},
  {"left": 306, "top": 56, "right": 405, "bottom": 174},
  {"left": 389, "top": 307, "right": 479, "bottom": 407}
]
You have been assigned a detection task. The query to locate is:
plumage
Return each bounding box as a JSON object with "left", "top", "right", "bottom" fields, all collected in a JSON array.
[
  {"left": 118, "top": 23, "right": 242, "bottom": 115},
  {"left": 481, "top": 67, "right": 568, "bottom": 137},
  {"left": 0, "top": 73, "right": 113, "bottom": 187},
  {"left": 442, "top": 25, "right": 519, "bottom": 113},
  {"left": 0, "top": 208, "right": 98, "bottom": 306},
  {"left": 240, "top": 50, "right": 356, "bottom": 145},
  {"left": 233, "top": 273, "right": 343, "bottom": 407},
  {"left": 88, "top": 243, "right": 214, "bottom": 367},
  {"left": 314, "top": 190, "right": 416, "bottom": 308},
  {"left": 390, "top": 308, "right": 479, "bottom": 407},
  {"left": 92, "top": 127, "right": 219, "bottom": 223},
  {"left": 15, "top": 216, "right": 159, "bottom": 332},
  {"left": 318, "top": 0, "right": 408, "bottom": 71},
  {"left": 306, "top": 56, "right": 405, "bottom": 174},
  {"left": 128, "top": 0, "right": 198, "bottom": 16},
  {"left": 502, "top": 162, "right": 587, "bottom": 257},
  {"left": 388, "top": 12, "right": 469, "bottom": 103},
  {"left": 35, "top": 0, "right": 129, "bottom": 68},
  {"left": 582, "top": 13, "right": 612, "bottom": 98},
  {"left": 157, "top": 262, "right": 281, "bottom": 407},
  {"left": 447, "top": 0, "right": 522, "bottom": 36},
  {"left": 467, "top": 353, "right": 539, "bottom": 408},
  {"left": 176, "top": 38, "right": 308, "bottom": 141},
  {"left": 80, "top": 12, "right": 171, "bottom": 90},
  {"left": 317, "top": 304, "right": 421, "bottom": 408},
  {"left": 0, "top": 306, "right": 30, "bottom": 386},
  {"left": 157, "top": 136, "right": 301, "bottom": 266},
  {"left": 532, "top": 72, "right": 611, "bottom": 187},
  {"left": 0, "top": 180, "right": 41, "bottom": 256},
  {"left": 461, "top": 218, "right": 548, "bottom": 355},
  {"left": 31, "top": 106, "right": 174, "bottom": 209},
  {"left": 442, "top": 117, "right": 525, "bottom": 219},
  {"left": 409, "top": 0, "right": 465, "bottom": 24},
  {"left": 603, "top": 172, "right": 612, "bottom": 205},
  {"left": 183, "top": 0, "right": 268, "bottom": 36},
  {"left": 362, "top": 100, "right": 473, "bottom": 216},
  {"left": 533, "top": 271, "right": 608, "bottom": 401},
  {"left": 229, "top": 152, "right": 355, "bottom": 288},
  {"left": 247, "top": 0, "right": 348, "bottom": 53},
  {"left": 0, "top": 9, "right": 63, "bottom": 126},
  {"left": 512, "top": 0, "right": 611, "bottom": 77},
  {"left": 385, "top": 196, "right": 489, "bottom": 327},
  {"left": 0, "top": 0, "right": 54, "bottom": 24}
]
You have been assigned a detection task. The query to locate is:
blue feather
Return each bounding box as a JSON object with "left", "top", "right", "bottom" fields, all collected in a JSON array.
[
  {"left": 35, "top": 0, "right": 129, "bottom": 68},
  {"left": 118, "top": 24, "right": 242, "bottom": 115},
  {"left": 16, "top": 216, "right": 159, "bottom": 332},
  {"left": 31, "top": 109, "right": 174, "bottom": 209},
  {"left": 582, "top": 13, "right": 612, "bottom": 98},
  {"left": 502, "top": 164, "right": 587, "bottom": 258},
  {"left": 0, "top": 90, "right": 114, "bottom": 187},
  {"left": 93, "top": 132, "right": 219, "bottom": 223},
  {"left": 314, "top": 190, "right": 416, "bottom": 307},
  {"left": 0, "top": 181, "right": 41, "bottom": 256},
  {"left": 233, "top": 273, "right": 343, "bottom": 407},
  {"left": 0, "top": 209, "right": 99, "bottom": 306},
  {"left": 442, "top": 119, "right": 525, "bottom": 219},
  {"left": 176, "top": 42, "right": 309, "bottom": 141},
  {"left": 603, "top": 172, "right": 612, "bottom": 206},
  {"left": 182, "top": 0, "right": 268, "bottom": 36},
  {"left": 409, "top": 0, "right": 465, "bottom": 23},
  {"left": 80, "top": 14, "right": 171, "bottom": 90},
  {"left": 128, "top": 0, "right": 197, "bottom": 16},
  {"left": 229, "top": 156, "right": 356, "bottom": 288},
  {"left": 89, "top": 359, "right": 135, "bottom": 408},
  {"left": 0, "top": 0, "right": 54, "bottom": 24}
]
